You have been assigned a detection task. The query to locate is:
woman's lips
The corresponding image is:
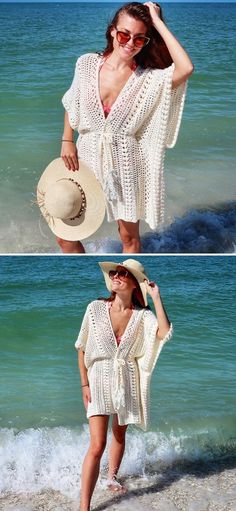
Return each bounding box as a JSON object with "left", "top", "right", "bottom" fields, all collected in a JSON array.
[{"left": 121, "top": 45, "right": 135, "bottom": 55}]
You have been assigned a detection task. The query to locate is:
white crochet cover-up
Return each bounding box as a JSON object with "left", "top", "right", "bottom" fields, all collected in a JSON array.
[
  {"left": 62, "top": 53, "right": 187, "bottom": 230},
  {"left": 75, "top": 300, "right": 173, "bottom": 430}
]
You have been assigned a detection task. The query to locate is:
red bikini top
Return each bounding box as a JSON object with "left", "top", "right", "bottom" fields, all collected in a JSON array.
[{"left": 100, "top": 58, "right": 137, "bottom": 117}]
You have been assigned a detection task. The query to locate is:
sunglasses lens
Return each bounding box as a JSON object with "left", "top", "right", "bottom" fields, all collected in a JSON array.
[
  {"left": 134, "top": 36, "right": 148, "bottom": 48},
  {"left": 117, "top": 31, "right": 130, "bottom": 45},
  {"left": 109, "top": 270, "right": 117, "bottom": 279},
  {"left": 118, "top": 270, "right": 128, "bottom": 278}
]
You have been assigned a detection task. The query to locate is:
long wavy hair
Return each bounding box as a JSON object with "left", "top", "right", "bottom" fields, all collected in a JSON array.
[{"left": 102, "top": 2, "right": 172, "bottom": 69}]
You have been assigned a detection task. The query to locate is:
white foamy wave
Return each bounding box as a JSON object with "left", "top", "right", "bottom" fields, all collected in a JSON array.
[
  {"left": 1, "top": 203, "right": 235, "bottom": 254},
  {"left": 1, "top": 425, "right": 233, "bottom": 498},
  {"left": 0, "top": 427, "right": 87, "bottom": 498},
  {"left": 142, "top": 204, "right": 236, "bottom": 253}
]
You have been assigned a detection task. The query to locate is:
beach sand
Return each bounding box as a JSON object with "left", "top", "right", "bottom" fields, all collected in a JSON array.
[{"left": 1, "top": 458, "right": 236, "bottom": 511}]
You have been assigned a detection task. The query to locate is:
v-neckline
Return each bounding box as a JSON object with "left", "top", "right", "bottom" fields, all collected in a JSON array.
[
  {"left": 106, "top": 301, "right": 135, "bottom": 347},
  {"left": 96, "top": 55, "right": 139, "bottom": 122}
]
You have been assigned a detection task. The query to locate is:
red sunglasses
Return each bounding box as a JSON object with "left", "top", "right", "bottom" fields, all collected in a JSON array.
[
  {"left": 115, "top": 29, "right": 150, "bottom": 49},
  {"left": 109, "top": 269, "right": 131, "bottom": 280}
]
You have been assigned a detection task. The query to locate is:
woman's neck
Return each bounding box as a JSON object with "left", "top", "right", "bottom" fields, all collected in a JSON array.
[
  {"left": 112, "top": 293, "right": 133, "bottom": 311},
  {"left": 104, "top": 51, "right": 135, "bottom": 72}
]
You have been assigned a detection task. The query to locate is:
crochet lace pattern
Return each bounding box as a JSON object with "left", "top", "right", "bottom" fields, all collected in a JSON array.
[
  {"left": 75, "top": 300, "right": 173, "bottom": 430},
  {"left": 62, "top": 53, "right": 187, "bottom": 230}
]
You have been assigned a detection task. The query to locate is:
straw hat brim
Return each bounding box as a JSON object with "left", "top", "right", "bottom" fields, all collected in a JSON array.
[
  {"left": 37, "top": 158, "right": 106, "bottom": 241},
  {"left": 99, "top": 261, "right": 149, "bottom": 306}
]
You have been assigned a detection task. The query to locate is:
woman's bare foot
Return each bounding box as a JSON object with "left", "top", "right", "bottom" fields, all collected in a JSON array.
[{"left": 107, "top": 475, "right": 127, "bottom": 493}]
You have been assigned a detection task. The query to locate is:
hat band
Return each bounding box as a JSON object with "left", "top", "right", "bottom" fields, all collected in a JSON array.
[{"left": 68, "top": 178, "right": 87, "bottom": 219}]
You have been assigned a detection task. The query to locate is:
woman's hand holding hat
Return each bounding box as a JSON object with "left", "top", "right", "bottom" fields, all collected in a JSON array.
[
  {"left": 61, "top": 140, "right": 79, "bottom": 172},
  {"left": 144, "top": 279, "right": 161, "bottom": 302}
]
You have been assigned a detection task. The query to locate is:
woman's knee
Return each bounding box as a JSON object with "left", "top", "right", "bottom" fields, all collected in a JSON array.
[
  {"left": 112, "top": 424, "right": 128, "bottom": 444},
  {"left": 56, "top": 237, "right": 85, "bottom": 253},
  {"left": 119, "top": 230, "right": 133, "bottom": 245},
  {"left": 56, "top": 237, "right": 73, "bottom": 250},
  {"left": 90, "top": 439, "right": 107, "bottom": 459},
  {"left": 117, "top": 222, "right": 139, "bottom": 245}
]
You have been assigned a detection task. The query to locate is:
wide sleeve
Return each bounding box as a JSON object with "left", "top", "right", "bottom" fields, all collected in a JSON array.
[
  {"left": 138, "top": 311, "right": 173, "bottom": 374},
  {"left": 164, "top": 64, "right": 188, "bottom": 148},
  {"left": 75, "top": 304, "right": 90, "bottom": 351},
  {"left": 136, "top": 311, "right": 173, "bottom": 430},
  {"left": 62, "top": 57, "right": 81, "bottom": 131}
]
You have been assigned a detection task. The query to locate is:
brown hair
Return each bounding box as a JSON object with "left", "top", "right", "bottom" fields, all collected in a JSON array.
[{"left": 102, "top": 2, "right": 172, "bottom": 69}]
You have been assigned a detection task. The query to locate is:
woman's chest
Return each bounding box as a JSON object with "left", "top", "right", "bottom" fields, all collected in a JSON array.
[
  {"left": 99, "top": 66, "right": 133, "bottom": 106},
  {"left": 109, "top": 308, "right": 134, "bottom": 338},
  {"left": 89, "top": 303, "right": 144, "bottom": 354}
]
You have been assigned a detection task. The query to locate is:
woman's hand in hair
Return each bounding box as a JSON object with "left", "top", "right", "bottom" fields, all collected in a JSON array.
[{"left": 143, "top": 2, "right": 161, "bottom": 24}]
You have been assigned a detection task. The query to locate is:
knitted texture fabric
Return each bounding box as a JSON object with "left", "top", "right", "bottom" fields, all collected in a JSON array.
[
  {"left": 62, "top": 53, "right": 187, "bottom": 230},
  {"left": 75, "top": 300, "right": 173, "bottom": 430}
]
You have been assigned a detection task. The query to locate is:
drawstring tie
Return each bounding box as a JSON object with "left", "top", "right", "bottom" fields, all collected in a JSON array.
[
  {"left": 113, "top": 357, "right": 126, "bottom": 411},
  {"left": 80, "top": 128, "right": 135, "bottom": 203},
  {"left": 98, "top": 131, "right": 120, "bottom": 202}
]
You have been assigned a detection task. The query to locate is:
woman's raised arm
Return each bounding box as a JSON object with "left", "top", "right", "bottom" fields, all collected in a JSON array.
[
  {"left": 144, "top": 280, "right": 171, "bottom": 340},
  {"left": 144, "top": 2, "right": 194, "bottom": 88}
]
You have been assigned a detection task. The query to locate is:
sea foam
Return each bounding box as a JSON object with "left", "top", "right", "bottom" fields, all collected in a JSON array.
[{"left": 0, "top": 426, "right": 235, "bottom": 497}]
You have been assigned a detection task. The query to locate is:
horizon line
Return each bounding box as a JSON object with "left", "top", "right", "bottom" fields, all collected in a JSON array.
[{"left": 1, "top": 0, "right": 235, "bottom": 3}]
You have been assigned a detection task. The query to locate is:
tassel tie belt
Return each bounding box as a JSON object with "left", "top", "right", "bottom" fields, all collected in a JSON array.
[
  {"left": 113, "top": 357, "right": 126, "bottom": 412},
  {"left": 80, "top": 129, "right": 135, "bottom": 202}
]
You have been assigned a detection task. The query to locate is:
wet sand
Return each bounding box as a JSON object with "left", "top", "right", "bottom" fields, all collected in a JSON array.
[{"left": 1, "top": 459, "right": 236, "bottom": 511}]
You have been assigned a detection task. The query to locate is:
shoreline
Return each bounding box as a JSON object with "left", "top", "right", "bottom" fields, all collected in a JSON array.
[{"left": 1, "top": 459, "right": 236, "bottom": 511}]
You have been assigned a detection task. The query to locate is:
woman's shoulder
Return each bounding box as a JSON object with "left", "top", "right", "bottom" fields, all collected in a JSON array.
[
  {"left": 86, "top": 299, "right": 106, "bottom": 312},
  {"left": 142, "top": 307, "right": 157, "bottom": 323},
  {"left": 76, "top": 52, "right": 101, "bottom": 67},
  {"left": 149, "top": 63, "right": 174, "bottom": 79}
]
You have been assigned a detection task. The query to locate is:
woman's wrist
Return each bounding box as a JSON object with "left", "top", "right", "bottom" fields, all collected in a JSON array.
[
  {"left": 152, "top": 294, "right": 161, "bottom": 305},
  {"left": 81, "top": 383, "right": 89, "bottom": 388},
  {"left": 153, "top": 17, "right": 165, "bottom": 34},
  {"left": 62, "top": 139, "right": 75, "bottom": 143}
]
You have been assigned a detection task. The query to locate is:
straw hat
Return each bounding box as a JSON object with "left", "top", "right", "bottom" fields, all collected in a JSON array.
[
  {"left": 99, "top": 259, "right": 149, "bottom": 306},
  {"left": 37, "top": 158, "right": 106, "bottom": 240}
]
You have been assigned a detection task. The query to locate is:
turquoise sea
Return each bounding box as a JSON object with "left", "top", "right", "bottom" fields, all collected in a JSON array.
[
  {"left": 0, "top": 2, "right": 236, "bottom": 253},
  {"left": 0, "top": 255, "right": 235, "bottom": 496}
]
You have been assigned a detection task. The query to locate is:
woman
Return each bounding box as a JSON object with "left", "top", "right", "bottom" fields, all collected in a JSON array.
[
  {"left": 60, "top": 2, "right": 194, "bottom": 254},
  {"left": 75, "top": 258, "right": 173, "bottom": 511}
]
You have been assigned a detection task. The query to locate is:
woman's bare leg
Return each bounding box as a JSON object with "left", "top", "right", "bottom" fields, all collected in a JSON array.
[
  {"left": 108, "top": 415, "right": 128, "bottom": 489},
  {"left": 117, "top": 220, "right": 141, "bottom": 253},
  {"left": 80, "top": 415, "right": 109, "bottom": 511},
  {"left": 56, "top": 238, "right": 85, "bottom": 253}
]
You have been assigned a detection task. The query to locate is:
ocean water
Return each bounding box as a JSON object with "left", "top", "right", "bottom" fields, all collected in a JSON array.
[
  {"left": 0, "top": 2, "right": 236, "bottom": 253},
  {"left": 0, "top": 255, "right": 235, "bottom": 496}
]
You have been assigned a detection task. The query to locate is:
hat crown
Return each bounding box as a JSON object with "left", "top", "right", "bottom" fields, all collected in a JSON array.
[
  {"left": 122, "top": 259, "right": 145, "bottom": 275},
  {"left": 44, "top": 179, "right": 82, "bottom": 220}
]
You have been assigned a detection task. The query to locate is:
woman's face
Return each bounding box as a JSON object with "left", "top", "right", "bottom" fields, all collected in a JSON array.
[
  {"left": 110, "top": 14, "right": 148, "bottom": 61},
  {"left": 110, "top": 266, "right": 137, "bottom": 294}
]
